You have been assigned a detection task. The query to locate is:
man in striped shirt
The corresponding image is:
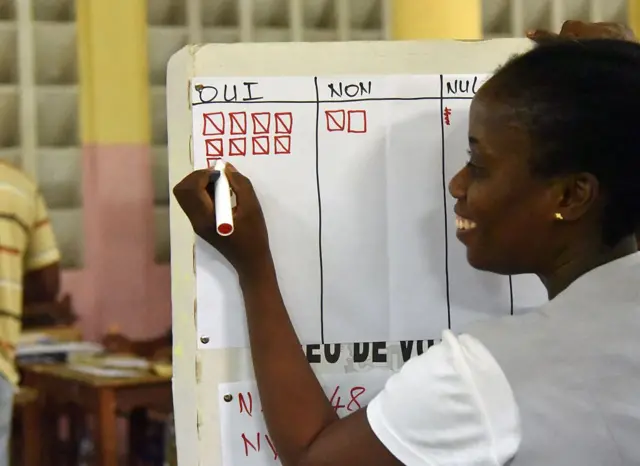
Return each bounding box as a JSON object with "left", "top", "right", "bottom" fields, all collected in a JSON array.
[{"left": 0, "top": 161, "right": 61, "bottom": 464}]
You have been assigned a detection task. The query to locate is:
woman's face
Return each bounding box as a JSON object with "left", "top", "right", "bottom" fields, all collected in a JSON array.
[{"left": 448, "top": 86, "right": 561, "bottom": 275}]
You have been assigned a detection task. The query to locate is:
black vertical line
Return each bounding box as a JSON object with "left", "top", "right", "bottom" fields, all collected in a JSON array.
[
  {"left": 314, "top": 77, "right": 325, "bottom": 344},
  {"left": 509, "top": 275, "right": 514, "bottom": 315},
  {"left": 440, "top": 75, "right": 452, "bottom": 328}
]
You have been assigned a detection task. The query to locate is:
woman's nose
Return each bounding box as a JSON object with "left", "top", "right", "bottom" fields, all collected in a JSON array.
[{"left": 448, "top": 168, "right": 467, "bottom": 200}]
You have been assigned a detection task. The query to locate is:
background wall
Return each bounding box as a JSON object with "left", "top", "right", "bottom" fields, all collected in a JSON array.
[{"left": 4, "top": 0, "right": 633, "bottom": 341}]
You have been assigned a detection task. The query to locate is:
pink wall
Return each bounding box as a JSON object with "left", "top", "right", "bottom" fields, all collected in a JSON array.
[{"left": 58, "top": 144, "right": 172, "bottom": 342}]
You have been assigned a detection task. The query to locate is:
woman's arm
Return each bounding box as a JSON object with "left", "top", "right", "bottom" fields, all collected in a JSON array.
[
  {"left": 239, "top": 257, "right": 403, "bottom": 465},
  {"left": 240, "top": 257, "right": 336, "bottom": 463},
  {"left": 173, "top": 166, "right": 402, "bottom": 466}
]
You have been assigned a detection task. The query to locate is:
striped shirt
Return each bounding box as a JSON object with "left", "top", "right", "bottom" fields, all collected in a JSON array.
[{"left": 0, "top": 162, "right": 60, "bottom": 384}]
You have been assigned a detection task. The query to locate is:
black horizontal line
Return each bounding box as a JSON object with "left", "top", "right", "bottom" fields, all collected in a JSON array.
[{"left": 191, "top": 96, "right": 475, "bottom": 106}]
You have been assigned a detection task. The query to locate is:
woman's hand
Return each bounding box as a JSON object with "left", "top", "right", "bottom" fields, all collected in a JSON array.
[
  {"left": 172, "top": 163, "right": 271, "bottom": 277},
  {"left": 527, "top": 20, "right": 636, "bottom": 43}
]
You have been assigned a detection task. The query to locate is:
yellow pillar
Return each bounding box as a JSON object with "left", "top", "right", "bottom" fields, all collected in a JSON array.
[
  {"left": 75, "top": 0, "right": 155, "bottom": 340},
  {"left": 77, "top": 0, "right": 150, "bottom": 144},
  {"left": 391, "top": 0, "right": 482, "bottom": 40},
  {"left": 629, "top": 0, "right": 640, "bottom": 39}
]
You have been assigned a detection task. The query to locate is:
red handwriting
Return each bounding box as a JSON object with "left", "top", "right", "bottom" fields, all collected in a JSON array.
[
  {"left": 329, "top": 386, "right": 345, "bottom": 412},
  {"left": 234, "top": 386, "right": 366, "bottom": 461},
  {"left": 329, "top": 386, "right": 367, "bottom": 415},
  {"left": 241, "top": 432, "right": 278, "bottom": 460},
  {"left": 265, "top": 434, "right": 278, "bottom": 460},
  {"left": 237, "top": 386, "right": 367, "bottom": 419},
  {"left": 239, "top": 392, "right": 253, "bottom": 417},
  {"left": 443, "top": 107, "right": 452, "bottom": 126},
  {"left": 347, "top": 387, "right": 366, "bottom": 411}
]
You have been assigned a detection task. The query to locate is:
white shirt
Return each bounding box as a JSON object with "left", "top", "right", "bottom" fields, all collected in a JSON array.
[
  {"left": 367, "top": 330, "right": 521, "bottom": 465},
  {"left": 367, "top": 252, "right": 640, "bottom": 466}
]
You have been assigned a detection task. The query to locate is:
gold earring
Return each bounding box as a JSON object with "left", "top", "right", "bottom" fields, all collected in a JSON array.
[{"left": 555, "top": 212, "right": 564, "bottom": 220}]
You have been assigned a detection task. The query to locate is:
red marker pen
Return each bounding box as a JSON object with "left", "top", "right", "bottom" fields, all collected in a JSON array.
[{"left": 213, "top": 160, "right": 234, "bottom": 236}]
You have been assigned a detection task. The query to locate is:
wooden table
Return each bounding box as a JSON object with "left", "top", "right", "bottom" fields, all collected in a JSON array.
[{"left": 20, "top": 363, "right": 171, "bottom": 466}]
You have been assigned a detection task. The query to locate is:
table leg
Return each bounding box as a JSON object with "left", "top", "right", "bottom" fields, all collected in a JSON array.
[
  {"left": 93, "top": 389, "right": 118, "bottom": 466},
  {"left": 68, "top": 404, "right": 84, "bottom": 465},
  {"left": 128, "top": 407, "right": 148, "bottom": 466},
  {"left": 21, "top": 401, "right": 40, "bottom": 466},
  {"left": 37, "top": 393, "right": 59, "bottom": 464}
]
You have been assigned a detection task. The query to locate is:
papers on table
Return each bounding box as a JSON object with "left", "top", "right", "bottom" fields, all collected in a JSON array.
[{"left": 16, "top": 341, "right": 104, "bottom": 357}]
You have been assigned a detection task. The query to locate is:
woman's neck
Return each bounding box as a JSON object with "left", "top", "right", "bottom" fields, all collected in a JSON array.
[{"left": 539, "top": 236, "right": 637, "bottom": 300}]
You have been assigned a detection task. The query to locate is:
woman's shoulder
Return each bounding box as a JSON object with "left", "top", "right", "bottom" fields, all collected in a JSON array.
[{"left": 368, "top": 329, "right": 521, "bottom": 466}]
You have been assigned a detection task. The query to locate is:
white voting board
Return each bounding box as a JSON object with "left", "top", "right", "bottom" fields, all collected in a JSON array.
[
  {"left": 168, "top": 38, "right": 544, "bottom": 466},
  {"left": 192, "top": 74, "right": 547, "bottom": 349}
]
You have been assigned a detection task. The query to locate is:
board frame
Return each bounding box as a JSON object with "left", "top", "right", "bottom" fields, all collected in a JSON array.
[{"left": 167, "top": 38, "right": 533, "bottom": 466}]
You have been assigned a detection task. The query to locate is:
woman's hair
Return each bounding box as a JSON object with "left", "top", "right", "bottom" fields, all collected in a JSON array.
[{"left": 488, "top": 39, "right": 640, "bottom": 246}]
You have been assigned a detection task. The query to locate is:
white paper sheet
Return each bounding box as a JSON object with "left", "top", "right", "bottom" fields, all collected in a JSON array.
[
  {"left": 217, "top": 371, "right": 393, "bottom": 466},
  {"left": 191, "top": 74, "right": 548, "bottom": 348}
]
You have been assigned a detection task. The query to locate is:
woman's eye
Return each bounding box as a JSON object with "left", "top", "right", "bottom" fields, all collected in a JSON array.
[
  {"left": 465, "top": 160, "right": 482, "bottom": 174},
  {"left": 465, "top": 160, "right": 486, "bottom": 176},
  {"left": 464, "top": 151, "right": 486, "bottom": 177}
]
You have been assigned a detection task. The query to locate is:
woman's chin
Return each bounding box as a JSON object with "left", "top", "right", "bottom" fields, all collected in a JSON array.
[
  {"left": 465, "top": 251, "right": 490, "bottom": 271},
  {"left": 464, "top": 243, "right": 498, "bottom": 273}
]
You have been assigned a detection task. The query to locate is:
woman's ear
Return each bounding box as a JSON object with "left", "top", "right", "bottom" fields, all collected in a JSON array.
[{"left": 553, "top": 172, "right": 600, "bottom": 222}]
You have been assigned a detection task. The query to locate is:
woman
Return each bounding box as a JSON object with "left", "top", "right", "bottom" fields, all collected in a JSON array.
[{"left": 174, "top": 22, "right": 640, "bottom": 465}]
